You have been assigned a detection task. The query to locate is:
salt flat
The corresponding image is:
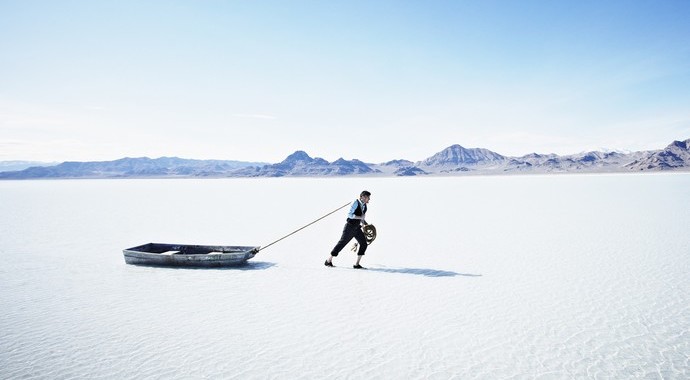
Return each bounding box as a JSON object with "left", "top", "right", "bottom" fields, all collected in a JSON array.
[{"left": 1, "top": 174, "right": 689, "bottom": 379}]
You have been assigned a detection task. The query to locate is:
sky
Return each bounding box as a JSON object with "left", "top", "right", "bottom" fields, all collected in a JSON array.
[{"left": 1, "top": 0, "right": 690, "bottom": 163}]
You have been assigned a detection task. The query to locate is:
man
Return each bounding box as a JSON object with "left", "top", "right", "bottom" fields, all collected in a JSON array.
[{"left": 325, "top": 190, "right": 371, "bottom": 269}]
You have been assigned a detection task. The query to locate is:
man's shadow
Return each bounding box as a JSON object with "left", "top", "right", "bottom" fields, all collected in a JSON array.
[{"left": 366, "top": 266, "right": 481, "bottom": 278}]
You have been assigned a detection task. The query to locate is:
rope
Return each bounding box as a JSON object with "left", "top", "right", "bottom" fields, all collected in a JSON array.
[
  {"left": 362, "top": 224, "right": 377, "bottom": 244},
  {"left": 351, "top": 224, "right": 377, "bottom": 252},
  {"left": 256, "top": 202, "right": 351, "bottom": 253}
]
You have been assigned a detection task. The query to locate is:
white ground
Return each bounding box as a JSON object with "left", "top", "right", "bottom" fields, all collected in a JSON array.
[{"left": 1, "top": 174, "right": 689, "bottom": 379}]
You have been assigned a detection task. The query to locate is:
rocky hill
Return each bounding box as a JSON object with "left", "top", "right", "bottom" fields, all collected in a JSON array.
[
  {"left": 233, "top": 151, "right": 378, "bottom": 177},
  {"left": 0, "top": 161, "right": 58, "bottom": 172},
  {"left": 2, "top": 139, "right": 688, "bottom": 179},
  {"left": 625, "top": 139, "right": 690, "bottom": 171},
  {"left": 418, "top": 144, "right": 506, "bottom": 168},
  {"left": 0, "top": 157, "right": 266, "bottom": 179},
  {"left": 368, "top": 139, "right": 689, "bottom": 176}
]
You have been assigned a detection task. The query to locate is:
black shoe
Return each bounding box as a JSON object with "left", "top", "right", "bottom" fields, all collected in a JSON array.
[
  {"left": 353, "top": 264, "right": 366, "bottom": 269},
  {"left": 324, "top": 260, "right": 334, "bottom": 267}
]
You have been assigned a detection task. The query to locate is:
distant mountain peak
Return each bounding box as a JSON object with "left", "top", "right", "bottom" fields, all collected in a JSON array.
[
  {"left": 382, "top": 159, "right": 413, "bottom": 167},
  {"left": 282, "top": 151, "right": 313, "bottom": 163},
  {"left": 251, "top": 151, "right": 376, "bottom": 177},
  {"left": 625, "top": 137, "right": 690, "bottom": 171},
  {"left": 669, "top": 139, "right": 689, "bottom": 150},
  {"left": 2, "top": 138, "right": 688, "bottom": 179},
  {"left": 420, "top": 144, "right": 505, "bottom": 167}
]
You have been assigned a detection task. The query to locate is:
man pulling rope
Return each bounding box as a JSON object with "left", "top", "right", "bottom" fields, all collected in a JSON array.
[{"left": 325, "top": 190, "right": 373, "bottom": 269}]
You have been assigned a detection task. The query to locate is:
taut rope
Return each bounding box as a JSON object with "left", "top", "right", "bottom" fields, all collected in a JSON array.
[{"left": 256, "top": 202, "right": 351, "bottom": 253}]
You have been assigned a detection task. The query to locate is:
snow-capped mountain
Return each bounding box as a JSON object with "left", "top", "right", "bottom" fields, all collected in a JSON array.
[
  {"left": 418, "top": 144, "right": 506, "bottom": 168},
  {"left": 625, "top": 139, "right": 690, "bottom": 171},
  {"left": 0, "top": 157, "right": 265, "bottom": 179},
  {"left": 233, "top": 151, "right": 378, "bottom": 177},
  {"left": 2, "top": 139, "right": 688, "bottom": 179}
]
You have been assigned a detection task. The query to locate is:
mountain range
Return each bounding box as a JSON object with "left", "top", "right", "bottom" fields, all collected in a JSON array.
[{"left": 1, "top": 138, "right": 688, "bottom": 179}]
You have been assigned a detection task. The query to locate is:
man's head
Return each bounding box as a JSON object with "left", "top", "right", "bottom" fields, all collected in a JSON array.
[{"left": 360, "top": 190, "right": 371, "bottom": 203}]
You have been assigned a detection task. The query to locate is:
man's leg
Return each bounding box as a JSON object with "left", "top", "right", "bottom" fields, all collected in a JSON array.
[
  {"left": 327, "top": 223, "right": 357, "bottom": 265},
  {"left": 353, "top": 228, "right": 367, "bottom": 268}
]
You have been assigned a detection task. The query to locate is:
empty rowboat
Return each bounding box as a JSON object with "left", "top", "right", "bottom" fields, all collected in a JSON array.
[{"left": 123, "top": 243, "right": 260, "bottom": 267}]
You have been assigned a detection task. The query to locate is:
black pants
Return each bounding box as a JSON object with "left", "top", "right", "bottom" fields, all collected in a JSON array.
[{"left": 331, "top": 221, "right": 367, "bottom": 256}]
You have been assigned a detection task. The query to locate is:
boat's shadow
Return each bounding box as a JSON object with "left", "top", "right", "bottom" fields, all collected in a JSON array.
[
  {"left": 130, "top": 261, "right": 276, "bottom": 271},
  {"left": 213, "top": 261, "right": 276, "bottom": 271},
  {"left": 367, "top": 266, "right": 482, "bottom": 278}
]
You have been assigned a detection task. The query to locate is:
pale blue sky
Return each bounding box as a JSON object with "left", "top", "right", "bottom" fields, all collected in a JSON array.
[{"left": 1, "top": 0, "right": 689, "bottom": 162}]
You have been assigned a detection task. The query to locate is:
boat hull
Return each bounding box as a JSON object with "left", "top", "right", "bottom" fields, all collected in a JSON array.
[{"left": 123, "top": 243, "right": 259, "bottom": 267}]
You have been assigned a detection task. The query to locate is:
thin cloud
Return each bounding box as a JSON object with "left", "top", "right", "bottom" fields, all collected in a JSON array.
[{"left": 232, "top": 114, "right": 277, "bottom": 120}]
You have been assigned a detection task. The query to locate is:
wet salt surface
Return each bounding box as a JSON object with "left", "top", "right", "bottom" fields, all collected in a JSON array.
[{"left": 1, "top": 174, "right": 689, "bottom": 379}]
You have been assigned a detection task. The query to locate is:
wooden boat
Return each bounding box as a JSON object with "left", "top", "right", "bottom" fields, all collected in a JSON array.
[{"left": 123, "top": 243, "right": 260, "bottom": 267}]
